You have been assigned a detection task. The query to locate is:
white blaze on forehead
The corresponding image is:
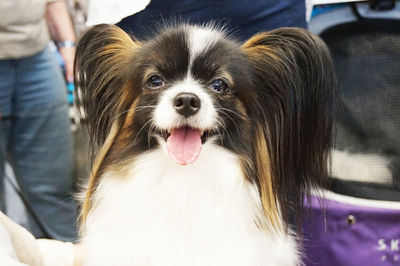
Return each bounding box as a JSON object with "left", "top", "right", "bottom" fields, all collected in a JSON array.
[
  {"left": 152, "top": 26, "right": 224, "bottom": 133},
  {"left": 187, "top": 26, "right": 223, "bottom": 63}
]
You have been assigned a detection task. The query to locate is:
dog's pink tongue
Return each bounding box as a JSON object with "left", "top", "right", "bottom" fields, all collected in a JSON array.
[{"left": 167, "top": 127, "right": 202, "bottom": 165}]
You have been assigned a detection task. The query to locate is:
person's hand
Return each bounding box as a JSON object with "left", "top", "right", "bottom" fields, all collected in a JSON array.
[{"left": 59, "top": 46, "right": 76, "bottom": 83}]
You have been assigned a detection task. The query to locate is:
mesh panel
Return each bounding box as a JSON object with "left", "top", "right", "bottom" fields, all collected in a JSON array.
[{"left": 320, "top": 19, "right": 400, "bottom": 198}]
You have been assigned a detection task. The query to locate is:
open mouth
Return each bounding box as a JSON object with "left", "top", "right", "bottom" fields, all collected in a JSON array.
[
  {"left": 161, "top": 127, "right": 211, "bottom": 144},
  {"left": 161, "top": 126, "right": 213, "bottom": 165}
]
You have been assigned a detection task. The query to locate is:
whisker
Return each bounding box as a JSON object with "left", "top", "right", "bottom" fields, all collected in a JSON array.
[
  {"left": 218, "top": 117, "right": 236, "bottom": 147},
  {"left": 215, "top": 118, "right": 228, "bottom": 147},
  {"left": 216, "top": 109, "right": 241, "bottom": 137},
  {"left": 216, "top": 107, "right": 246, "bottom": 120},
  {"left": 111, "top": 106, "right": 155, "bottom": 122},
  {"left": 133, "top": 119, "right": 154, "bottom": 145},
  {"left": 147, "top": 121, "right": 158, "bottom": 147}
]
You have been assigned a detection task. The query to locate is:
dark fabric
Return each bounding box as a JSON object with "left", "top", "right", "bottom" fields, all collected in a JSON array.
[
  {"left": 117, "top": 0, "right": 307, "bottom": 41},
  {"left": 329, "top": 178, "right": 400, "bottom": 202},
  {"left": 321, "top": 19, "right": 400, "bottom": 192}
]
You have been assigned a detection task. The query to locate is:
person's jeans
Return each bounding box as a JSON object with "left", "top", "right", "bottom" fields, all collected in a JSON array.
[
  {"left": 0, "top": 46, "right": 77, "bottom": 242},
  {"left": 117, "top": 0, "right": 307, "bottom": 41}
]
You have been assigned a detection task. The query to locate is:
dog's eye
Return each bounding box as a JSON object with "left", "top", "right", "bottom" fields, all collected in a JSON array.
[
  {"left": 210, "top": 79, "right": 228, "bottom": 93},
  {"left": 146, "top": 75, "right": 164, "bottom": 88}
]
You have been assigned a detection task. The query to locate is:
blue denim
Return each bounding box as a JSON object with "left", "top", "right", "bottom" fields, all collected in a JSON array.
[
  {"left": 117, "top": 0, "right": 306, "bottom": 41},
  {"left": 0, "top": 47, "right": 77, "bottom": 241}
]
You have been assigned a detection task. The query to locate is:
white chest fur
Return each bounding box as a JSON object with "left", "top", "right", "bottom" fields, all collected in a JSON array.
[{"left": 81, "top": 143, "right": 298, "bottom": 266}]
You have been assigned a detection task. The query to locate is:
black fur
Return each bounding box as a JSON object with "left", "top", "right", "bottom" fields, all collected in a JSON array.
[{"left": 243, "top": 28, "right": 336, "bottom": 228}]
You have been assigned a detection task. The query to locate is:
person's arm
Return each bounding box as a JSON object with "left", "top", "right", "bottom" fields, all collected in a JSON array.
[{"left": 46, "top": 0, "right": 76, "bottom": 83}]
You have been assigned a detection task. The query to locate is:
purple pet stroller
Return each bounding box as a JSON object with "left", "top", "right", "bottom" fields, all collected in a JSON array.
[{"left": 302, "top": 3, "right": 400, "bottom": 266}]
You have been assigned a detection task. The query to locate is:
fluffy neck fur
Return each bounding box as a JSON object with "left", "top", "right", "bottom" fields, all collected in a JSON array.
[{"left": 81, "top": 142, "right": 298, "bottom": 266}]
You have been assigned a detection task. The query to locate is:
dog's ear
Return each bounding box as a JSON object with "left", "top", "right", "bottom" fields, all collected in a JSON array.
[
  {"left": 74, "top": 24, "right": 140, "bottom": 151},
  {"left": 74, "top": 24, "right": 140, "bottom": 225},
  {"left": 242, "top": 28, "right": 336, "bottom": 230}
]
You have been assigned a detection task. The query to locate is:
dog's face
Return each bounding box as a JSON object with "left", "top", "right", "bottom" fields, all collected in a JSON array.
[
  {"left": 75, "top": 24, "right": 335, "bottom": 230},
  {"left": 123, "top": 26, "right": 254, "bottom": 165}
]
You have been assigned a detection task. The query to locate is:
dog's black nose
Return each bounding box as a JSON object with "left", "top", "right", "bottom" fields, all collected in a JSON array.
[{"left": 173, "top": 93, "right": 201, "bottom": 117}]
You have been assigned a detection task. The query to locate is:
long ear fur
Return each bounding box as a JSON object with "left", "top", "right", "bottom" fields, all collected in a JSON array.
[
  {"left": 74, "top": 24, "right": 140, "bottom": 226},
  {"left": 242, "top": 28, "right": 336, "bottom": 230}
]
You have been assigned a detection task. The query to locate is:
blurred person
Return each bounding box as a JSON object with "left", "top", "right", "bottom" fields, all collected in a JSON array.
[
  {"left": 0, "top": 0, "right": 78, "bottom": 241},
  {"left": 116, "top": 0, "right": 307, "bottom": 41}
]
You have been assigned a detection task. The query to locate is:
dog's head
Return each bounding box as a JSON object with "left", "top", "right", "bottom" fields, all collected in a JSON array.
[{"left": 75, "top": 24, "right": 335, "bottom": 231}]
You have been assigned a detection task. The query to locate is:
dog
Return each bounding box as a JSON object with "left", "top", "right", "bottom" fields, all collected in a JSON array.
[{"left": 74, "top": 23, "right": 335, "bottom": 266}]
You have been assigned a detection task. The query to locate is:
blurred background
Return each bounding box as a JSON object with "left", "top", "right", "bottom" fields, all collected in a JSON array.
[{"left": 0, "top": 0, "right": 399, "bottom": 265}]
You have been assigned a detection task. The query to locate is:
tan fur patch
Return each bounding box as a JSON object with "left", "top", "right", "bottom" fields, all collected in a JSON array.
[
  {"left": 80, "top": 121, "right": 121, "bottom": 227},
  {"left": 234, "top": 99, "right": 248, "bottom": 118},
  {"left": 254, "top": 123, "right": 282, "bottom": 232},
  {"left": 242, "top": 33, "right": 281, "bottom": 68}
]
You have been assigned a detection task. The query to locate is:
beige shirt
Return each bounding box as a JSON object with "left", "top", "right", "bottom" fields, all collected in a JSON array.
[{"left": 0, "top": 0, "right": 54, "bottom": 59}]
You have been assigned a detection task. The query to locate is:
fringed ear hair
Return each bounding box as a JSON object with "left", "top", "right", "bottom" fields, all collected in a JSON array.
[
  {"left": 242, "top": 28, "right": 336, "bottom": 231},
  {"left": 74, "top": 24, "right": 140, "bottom": 226}
]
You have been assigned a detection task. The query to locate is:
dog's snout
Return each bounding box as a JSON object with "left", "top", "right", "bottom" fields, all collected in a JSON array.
[{"left": 173, "top": 93, "right": 201, "bottom": 117}]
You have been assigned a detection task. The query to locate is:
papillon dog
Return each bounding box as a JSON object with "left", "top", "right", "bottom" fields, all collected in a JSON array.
[{"left": 74, "top": 23, "right": 335, "bottom": 266}]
